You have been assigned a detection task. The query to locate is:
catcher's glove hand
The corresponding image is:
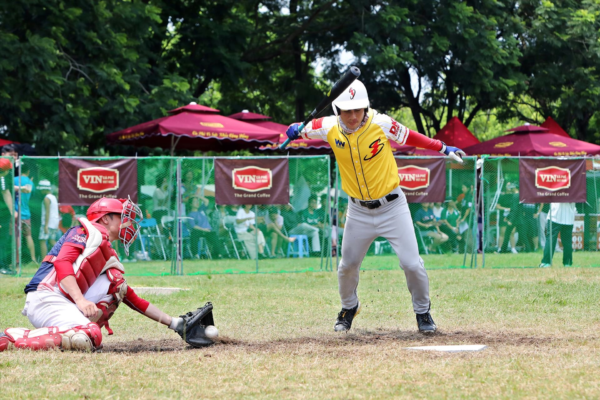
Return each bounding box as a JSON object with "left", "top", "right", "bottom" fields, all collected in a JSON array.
[{"left": 175, "top": 302, "right": 215, "bottom": 347}]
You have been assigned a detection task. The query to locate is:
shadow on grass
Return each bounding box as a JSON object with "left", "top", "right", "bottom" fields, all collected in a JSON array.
[{"left": 103, "top": 329, "right": 591, "bottom": 354}]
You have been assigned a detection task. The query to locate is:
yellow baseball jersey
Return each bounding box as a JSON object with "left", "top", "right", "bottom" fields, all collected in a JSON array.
[{"left": 301, "top": 109, "right": 410, "bottom": 201}]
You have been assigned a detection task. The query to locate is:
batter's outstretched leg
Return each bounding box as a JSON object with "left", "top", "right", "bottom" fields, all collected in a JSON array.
[
  {"left": 335, "top": 200, "right": 378, "bottom": 331},
  {"left": 375, "top": 189, "right": 436, "bottom": 333}
]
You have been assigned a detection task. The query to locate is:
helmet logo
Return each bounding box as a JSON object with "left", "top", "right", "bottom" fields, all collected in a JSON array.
[{"left": 349, "top": 88, "right": 356, "bottom": 100}]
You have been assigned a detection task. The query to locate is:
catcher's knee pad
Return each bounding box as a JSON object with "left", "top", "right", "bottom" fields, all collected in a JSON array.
[
  {"left": 1, "top": 324, "right": 102, "bottom": 352},
  {"left": 60, "top": 323, "right": 102, "bottom": 351},
  {"left": 0, "top": 327, "right": 63, "bottom": 352}
]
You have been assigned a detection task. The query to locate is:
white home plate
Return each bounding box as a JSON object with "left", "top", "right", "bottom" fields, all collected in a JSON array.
[
  {"left": 131, "top": 287, "right": 188, "bottom": 295},
  {"left": 405, "top": 345, "right": 487, "bottom": 353}
]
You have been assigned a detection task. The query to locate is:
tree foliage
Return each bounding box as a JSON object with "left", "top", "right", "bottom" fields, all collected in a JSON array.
[{"left": 1, "top": 0, "right": 600, "bottom": 154}]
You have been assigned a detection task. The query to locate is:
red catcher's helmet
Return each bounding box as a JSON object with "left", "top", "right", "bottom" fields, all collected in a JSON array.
[
  {"left": 86, "top": 197, "right": 143, "bottom": 255},
  {"left": 87, "top": 198, "right": 127, "bottom": 222}
]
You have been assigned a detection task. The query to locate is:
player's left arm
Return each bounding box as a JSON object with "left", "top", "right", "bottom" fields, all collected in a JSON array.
[
  {"left": 377, "top": 114, "right": 466, "bottom": 163},
  {"left": 122, "top": 286, "right": 187, "bottom": 331}
]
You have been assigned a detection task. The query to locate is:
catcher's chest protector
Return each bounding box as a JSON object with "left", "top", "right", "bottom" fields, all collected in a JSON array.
[{"left": 58, "top": 218, "right": 121, "bottom": 300}]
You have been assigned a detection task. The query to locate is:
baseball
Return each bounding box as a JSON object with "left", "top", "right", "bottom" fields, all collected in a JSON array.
[{"left": 205, "top": 325, "right": 219, "bottom": 339}]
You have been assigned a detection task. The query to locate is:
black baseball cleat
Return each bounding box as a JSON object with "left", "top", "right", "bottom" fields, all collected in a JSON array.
[
  {"left": 334, "top": 302, "right": 361, "bottom": 332},
  {"left": 416, "top": 311, "right": 437, "bottom": 334}
]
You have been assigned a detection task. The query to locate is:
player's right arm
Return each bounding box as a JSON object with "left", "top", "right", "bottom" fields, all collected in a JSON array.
[
  {"left": 60, "top": 276, "right": 99, "bottom": 318},
  {"left": 54, "top": 242, "right": 99, "bottom": 318},
  {"left": 286, "top": 117, "right": 337, "bottom": 141}
]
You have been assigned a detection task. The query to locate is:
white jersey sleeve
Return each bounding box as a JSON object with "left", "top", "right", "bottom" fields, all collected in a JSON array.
[
  {"left": 300, "top": 116, "right": 338, "bottom": 141},
  {"left": 372, "top": 111, "right": 410, "bottom": 145}
]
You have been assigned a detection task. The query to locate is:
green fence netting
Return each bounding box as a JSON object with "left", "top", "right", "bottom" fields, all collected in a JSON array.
[
  {"left": 16, "top": 155, "right": 332, "bottom": 277},
  {"left": 333, "top": 156, "right": 479, "bottom": 270},
  {"left": 481, "top": 156, "right": 600, "bottom": 268},
  {"left": 6, "top": 155, "right": 600, "bottom": 277}
]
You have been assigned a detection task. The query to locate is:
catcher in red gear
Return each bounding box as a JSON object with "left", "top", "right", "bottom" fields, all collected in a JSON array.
[{"left": 0, "top": 197, "right": 215, "bottom": 352}]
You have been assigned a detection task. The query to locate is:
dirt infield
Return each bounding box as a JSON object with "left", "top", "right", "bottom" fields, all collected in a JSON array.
[{"left": 103, "top": 329, "right": 586, "bottom": 354}]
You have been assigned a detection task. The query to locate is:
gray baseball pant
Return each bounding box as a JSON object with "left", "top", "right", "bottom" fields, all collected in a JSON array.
[{"left": 338, "top": 187, "right": 430, "bottom": 314}]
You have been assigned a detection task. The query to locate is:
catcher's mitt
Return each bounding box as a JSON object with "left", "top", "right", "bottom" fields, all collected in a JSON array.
[{"left": 175, "top": 302, "right": 215, "bottom": 347}]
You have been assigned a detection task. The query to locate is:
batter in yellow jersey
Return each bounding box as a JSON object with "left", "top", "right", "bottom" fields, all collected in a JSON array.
[{"left": 286, "top": 79, "right": 466, "bottom": 334}]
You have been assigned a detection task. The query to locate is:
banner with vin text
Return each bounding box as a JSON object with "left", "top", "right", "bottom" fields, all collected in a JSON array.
[
  {"left": 519, "top": 158, "right": 586, "bottom": 203},
  {"left": 395, "top": 158, "right": 446, "bottom": 203},
  {"left": 215, "top": 159, "right": 289, "bottom": 205},
  {"left": 59, "top": 159, "right": 138, "bottom": 205}
]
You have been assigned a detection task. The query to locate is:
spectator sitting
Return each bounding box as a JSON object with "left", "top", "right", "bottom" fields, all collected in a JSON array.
[
  {"left": 414, "top": 202, "right": 448, "bottom": 252},
  {"left": 181, "top": 170, "right": 209, "bottom": 215},
  {"left": 186, "top": 196, "right": 219, "bottom": 258},
  {"left": 15, "top": 163, "right": 36, "bottom": 263},
  {"left": 266, "top": 207, "right": 296, "bottom": 257},
  {"left": 235, "top": 204, "right": 267, "bottom": 259},
  {"left": 36, "top": 180, "right": 60, "bottom": 257},
  {"left": 281, "top": 204, "right": 301, "bottom": 233},
  {"left": 432, "top": 202, "right": 444, "bottom": 220},
  {"left": 289, "top": 195, "right": 322, "bottom": 256},
  {"left": 438, "top": 200, "right": 462, "bottom": 252}
]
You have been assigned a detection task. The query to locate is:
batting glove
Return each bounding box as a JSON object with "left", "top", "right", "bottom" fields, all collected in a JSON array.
[
  {"left": 286, "top": 123, "right": 301, "bottom": 141},
  {"left": 440, "top": 142, "right": 466, "bottom": 164}
]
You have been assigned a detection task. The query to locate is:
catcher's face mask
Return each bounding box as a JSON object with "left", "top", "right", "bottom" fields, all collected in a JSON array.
[{"left": 119, "top": 197, "right": 142, "bottom": 255}]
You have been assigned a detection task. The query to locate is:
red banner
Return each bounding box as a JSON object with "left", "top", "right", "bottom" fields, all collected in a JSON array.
[
  {"left": 519, "top": 159, "right": 586, "bottom": 203},
  {"left": 395, "top": 158, "right": 446, "bottom": 203},
  {"left": 59, "top": 159, "right": 138, "bottom": 205},
  {"left": 215, "top": 159, "right": 289, "bottom": 205}
]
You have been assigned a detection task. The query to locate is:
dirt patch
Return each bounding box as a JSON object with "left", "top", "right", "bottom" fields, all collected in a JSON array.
[{"left": 103, "top": 329, "right": 593, "bottom": 354}]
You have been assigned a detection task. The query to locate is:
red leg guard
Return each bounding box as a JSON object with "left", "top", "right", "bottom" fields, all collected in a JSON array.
[
  {"left": 1, "top": 327, "right": 62, "bottom": 351},
  {"left": 1, "top": 323, "right": 102, "bottom": 352},
  {"left": 59, "top": 323, "right": 103, "bottom": 351}
]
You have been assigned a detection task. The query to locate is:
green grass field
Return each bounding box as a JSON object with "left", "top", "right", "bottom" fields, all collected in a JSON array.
[
  {"left": 2, "top": 254, "right": 600, "bottom": 399},
  {"left": 15, "top": 250, "right": 600, "bottom": 277}
]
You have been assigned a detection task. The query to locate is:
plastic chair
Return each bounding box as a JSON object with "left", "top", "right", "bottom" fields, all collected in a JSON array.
[
  {"left": 138, "top": 218, "right": 166, "bottom": 260},
  {"left": 162, "top": 215, "right": 193, "bottom": 259},
  {"left": 223, "top": 216, "right": 249, "bottom": 260},
  {"left": 287, "top": 234, "right": 309, "bottom": 258}
]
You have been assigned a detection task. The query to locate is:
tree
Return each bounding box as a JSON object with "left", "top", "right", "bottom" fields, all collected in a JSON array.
[
  {"left": 319, "top": 0, "right": 524, "bottom": 136},
  {"left": 502, "top": 0, "right": 600, "bottom": 143},
  {"left": 0, "top": 0, "right": 195, "bottom": 155}
]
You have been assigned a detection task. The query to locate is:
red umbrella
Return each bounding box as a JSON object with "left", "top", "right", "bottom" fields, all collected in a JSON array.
[
  {"left": 0, "top": 139, "right": 17, "bottom": 147},
  {"left": 464, "top": 125, "right": 600, "bottom": 156},
  {"left": 228, "top": 110, "right": 271, "bottom": 121},
  {"left": 505, "top": 124, "right": 549, "bottom": 133},
  {"left": 433, "top": 117, "right": 480, "bottom": 148},
  {"left": 228, "top": 110, "right": 331, "bottom": 153},
  {"left": 541, "top": 116, "right": 570, "bottom": 138},
  {"left": 106, "top": 103, "right": 281, "bottom": 154}
]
